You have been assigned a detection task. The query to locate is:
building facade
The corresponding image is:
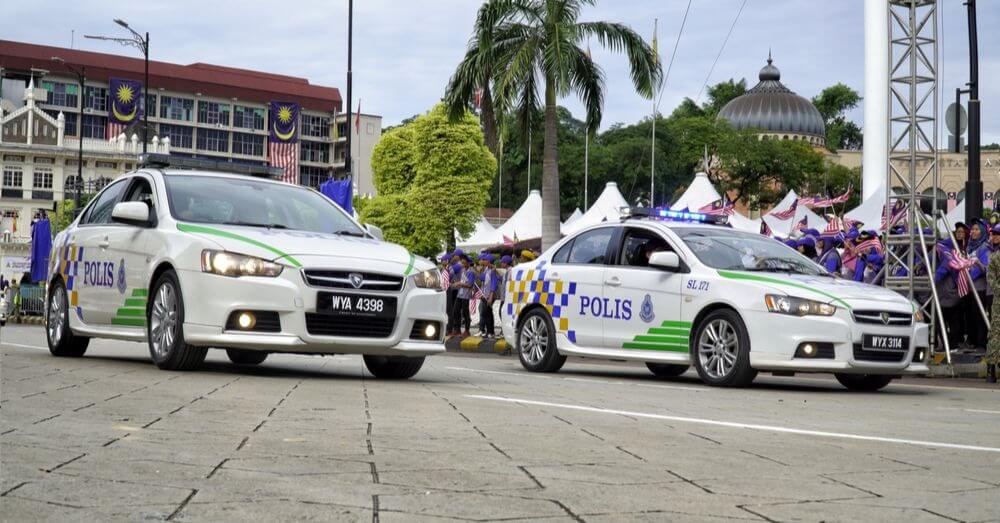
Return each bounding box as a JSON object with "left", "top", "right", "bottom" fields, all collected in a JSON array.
[{"left": 1, "top": 39, "right": 381, "bottom": 241}]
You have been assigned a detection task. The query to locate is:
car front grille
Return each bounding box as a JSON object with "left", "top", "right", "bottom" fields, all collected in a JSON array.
[
  {"left": 305, "top": 313, "right": 395, "bottom": 338},
  {"left": 302, "top": 269, "right": 404, "bottom": 292},
  {"left": 852, "top": 310, "right": 912, "bottom": 327},
  {"left": 853, "top": 343, "right": 908, "bottom": 362}
]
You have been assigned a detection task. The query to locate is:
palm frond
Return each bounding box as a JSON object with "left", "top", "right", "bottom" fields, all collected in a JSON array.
[{"left": 578, "top": 21, "right": 661, "bottom": 98}]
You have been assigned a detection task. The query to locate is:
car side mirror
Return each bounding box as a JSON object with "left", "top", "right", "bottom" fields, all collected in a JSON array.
[
  {"left": 364, "top": 223, "right": 384, "bottom": 241},
  {"left": 648, "top": 251, "right": 681, "bottom": 271},
  {"left": 111, "top": 201, "right": 152, "bottom": 227}
]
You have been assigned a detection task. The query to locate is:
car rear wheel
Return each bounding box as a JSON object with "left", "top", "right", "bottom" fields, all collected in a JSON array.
[
  {"left": 834, "top": 373, "right": 894, "bottom": 392},
  {"left": 692, "top": 309, "right": 756, "bottom": 387},
  {"left": 363, "top": 355, "right": 425, "bottom": 379},
  {"left": 46, "top": 280, "right": 89, "bottom": 357},
  {"left": 226, "top": 349, "right": 268, "bottom": 365},
  {"left": 646, "top": 362, "right": 689, "bottom": 377},
  {"left": 517, "top": 309, "right": 566, "bottom": 373},
  {"left": 148, "top": 271, "right": 207, "bottom": 371}
]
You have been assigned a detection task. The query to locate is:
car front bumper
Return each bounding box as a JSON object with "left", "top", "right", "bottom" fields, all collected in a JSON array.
[
  {"left": 743, "top": 308, "right": 930, "bottom": 375},
  {"left": 176, "top": 268, "right": 447, "bottom": 356}
]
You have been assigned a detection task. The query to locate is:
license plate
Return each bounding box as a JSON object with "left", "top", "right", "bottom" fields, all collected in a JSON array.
[
  {"left": 862, "top": 334, "right": 908, "bottom": 351},
  {"left": 317, "top": 293, "right": 396, "bottom": 319}
]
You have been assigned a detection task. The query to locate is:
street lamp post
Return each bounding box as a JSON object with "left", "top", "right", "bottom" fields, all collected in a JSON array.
[
  {"left": 85, "top": 19, "right": 149, "bottom": 153},
  {"left": 50, "top": 57, "right": 85, "bottom": 212}
]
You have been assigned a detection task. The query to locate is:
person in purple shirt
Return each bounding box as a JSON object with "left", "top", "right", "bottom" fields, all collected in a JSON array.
[
  {"left": 452, "top": 255, "right": 474, "bottom": 336},
  {"left": 966, "top": 223, "right": 998, "bottom": 349},
  {"left": 816, "top": 234, "right": 843, "bottom": 274},
  {"left": 477, "top": 253, "right": 498, "bottom": 338}
]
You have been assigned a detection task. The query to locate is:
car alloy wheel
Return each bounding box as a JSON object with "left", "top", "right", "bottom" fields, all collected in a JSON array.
[
  {"left": 150, "top": 281, "right": 179, "bottom": 360},
  {"left": 48, "top": 285, "right": 66, "bottom": 347},
  {"left": 520, "top": 315, "right": 548, "bottom": 365},
  {"left": 697, "top": 318, "right": 739, "bottom": 380}
]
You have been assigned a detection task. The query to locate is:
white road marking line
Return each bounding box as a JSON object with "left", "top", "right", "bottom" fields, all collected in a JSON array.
[
  {"left": 466, "top": 394, "right": 1000, "bottom": 454},
  {"left": 445, "top": 366, "right": 706, "bottom": 392},
  {"left": 937, "top": 407, "right": 1000, "bottom": 416},
  {"left": 1, "top": 342, "right": 49, "bottom": 351}
]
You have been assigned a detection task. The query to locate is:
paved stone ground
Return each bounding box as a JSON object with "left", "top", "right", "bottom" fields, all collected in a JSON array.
[{"left": 2, "top": 324, "right": 999, "bottom": 522}]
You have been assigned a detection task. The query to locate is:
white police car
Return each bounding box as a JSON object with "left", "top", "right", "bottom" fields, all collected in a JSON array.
[
  {"left": 501, "top": 209, "right": 930, "bottom": 390},
  {"left": 45, "top": 155, "right": 445, "bottom": 378}
]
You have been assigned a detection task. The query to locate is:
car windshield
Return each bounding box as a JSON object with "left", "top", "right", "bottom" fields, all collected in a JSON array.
[
  {"left": 164, "top": 175, "right": 363, "bottom": 235},
  {"left": 676, "top": 228, "right": 828, "bottom": 276}
]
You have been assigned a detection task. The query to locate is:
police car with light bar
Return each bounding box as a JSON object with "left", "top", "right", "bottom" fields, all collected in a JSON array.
[
  {"left": 501, "top": 207, "right": 930, "bottom": 390},
  {"left": 44, "top": 154, "right": 445, "bottom": 378}
]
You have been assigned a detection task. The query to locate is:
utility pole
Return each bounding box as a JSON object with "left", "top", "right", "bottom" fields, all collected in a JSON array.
[
  {"left": 344, "top": 0, "right": 354, "bottom": 182},
  {"left": 964, "top": 0, "right": 982, "bottom": 221},
  {"left": 50, "top": 57, "right": 85, "bottom": 212}
]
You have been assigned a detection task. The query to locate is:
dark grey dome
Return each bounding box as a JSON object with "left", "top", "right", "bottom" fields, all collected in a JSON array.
[{"left": 717, "top": 56, "right": 826, "bottom": 141}]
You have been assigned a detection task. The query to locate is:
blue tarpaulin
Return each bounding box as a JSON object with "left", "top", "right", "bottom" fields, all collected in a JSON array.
[
  {"left": 30, "top": 217, "right": 52, "bottom": 283},
  {"left": 320, "top": 178, "right": 354, "bottom": 215}
]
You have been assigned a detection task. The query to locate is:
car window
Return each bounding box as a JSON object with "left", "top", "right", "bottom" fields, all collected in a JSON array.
[
  {"left": 552, "top": 239, "right": 574, "bottom": 264},
  {"left": 620, "top": 228, "right": 673, "bottom": 268},
  {"left": 676, "top": 228, "right": 827, "bottom": 276},
  {"left": 81, "top": 179, "right": 128, "bottom": 225},
  {"left": 568, "top": 228, "right": 615, "bottom": 265},
  {"left": 122, "top": 177, "right": 155, "bottom": 211}
]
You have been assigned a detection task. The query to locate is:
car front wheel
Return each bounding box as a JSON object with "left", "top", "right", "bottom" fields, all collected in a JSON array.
[
  {"left": 835, "top": 373, "right": 894, "bottom": 392},
  {"left": 147, "top": 271, "right": 207, "bottom": 371},
  {"left": 517, "top": 309, "right": 566, "bottom": 373},
  {"left": 46, "top": 280, "right": 89, "bottom": 357},
  {"left": 692, "top": 309, "right": 756, "bottom": 387}
]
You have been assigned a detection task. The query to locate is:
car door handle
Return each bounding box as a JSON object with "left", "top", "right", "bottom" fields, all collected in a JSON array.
[
  {"left": 549, "top": 272, "right": 560, "bottom": 279},
  {"left": 605, "top": 276, "right": 622, "bottom": 287},
  {"left": 99, "top": 237, "right": 110, "bottom": 249}
]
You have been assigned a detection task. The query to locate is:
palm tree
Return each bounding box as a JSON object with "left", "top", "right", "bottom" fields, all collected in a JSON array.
[{"left": 447, "top": 0, "right": 661, "bottom": 249}]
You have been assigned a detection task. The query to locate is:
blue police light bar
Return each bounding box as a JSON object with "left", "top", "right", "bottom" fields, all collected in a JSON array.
[
  {"left": 621, "top": 206, "right": 729, "bottom": 225},
  {"left": 139, "top": 153, "right": 283, "bottom": 179}
]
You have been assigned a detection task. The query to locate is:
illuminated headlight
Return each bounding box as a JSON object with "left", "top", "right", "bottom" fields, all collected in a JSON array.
[
  {"left": 411, "top": 269, "right": 443, "bottom": 290},
  {"left": 201, "top": 250, "right": 283, "bottom": 277},
  {"left": 764, "top": 294, "right": 836, "bottom": 317}
]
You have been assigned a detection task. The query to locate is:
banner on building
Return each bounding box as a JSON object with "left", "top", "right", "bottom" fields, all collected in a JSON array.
[
  {"left": 268, "top": 101, "right": 300, "bottom": 184},
  {"left": 107, "top": 77, "right": 143, "bottom": 138}
]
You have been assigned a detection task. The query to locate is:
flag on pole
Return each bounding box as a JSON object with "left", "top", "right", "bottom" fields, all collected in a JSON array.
[
  {"left": 698, "top": 196, "right": 734, "bottom": 216},
  {"left": 503, "top": 235, "right": 515, "bottom": 247},
  {"left": 268, "top": 101, "right": 301, "bottom": 184},
  {"left": 759, "top": 220, "right": 772, "bottom": 236},
  {"left": 823, "top": 216, "right": 843, "bottom": 236},
  {"left": 771, "top": 200, "right": 798, "bottom": 220},
  {"left": 107, "top": 77, "right": 142, "bottom": 139},
  {"left": 880, "top": 199, "right": 906, "bottom": 230},
  {"left": 938, "top": 244, "right": 975, "bottom": 297},
  {"left": 355, "top": 99, "right": 362, "bottom": 135},
  {"left": 795, "top": 216, "right": 808, "bottom": 233},
  {"left": 441, "top": 267, "right": 451, "bottom": 290},
  {"left": 470, "top": 285, "right": 483, "bottom": 316}
]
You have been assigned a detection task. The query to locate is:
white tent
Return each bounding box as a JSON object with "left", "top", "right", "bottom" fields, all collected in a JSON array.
[
  {"left": 728, "top": 211, "right": 762, "bottom": 233},
  {"left": 562, "top": 182, "right": 629, "bottom": 235},
  {"left": 670, "top": 172, "right": 720, "bottom": 212},
  {"left": 844, "top": 190, "right": 888, "bottom": 231},
  {"left": 562, "top": 208, "right": 583, "bottom": 230},
  {"left": 456, "top": 217, "right": 503, "bottom": 251},
  {"left": 762, "top": 203, "right": 828, "bottom": 237},
  {"left": 496, "top": 190, "right": 543, "bottom": 241},
  {"left": 938, "top": 199, "right": 965, "bottom": 234}
]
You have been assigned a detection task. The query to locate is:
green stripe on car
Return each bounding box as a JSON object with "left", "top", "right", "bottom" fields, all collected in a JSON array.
[
  {"left": 115, "top": 307, "right": 145, "bottom": 317},
  {"left": 403, "top": 252, "right": 416, "bottom": 276},
  {"left": 132, "top": 289, "right": 148, "bottom": 298},
  {"left": 176, "top": 223, "right": 302, "bottom": 268},
  {"left": 124, "top": 298, "right": 146, "bottom": 308},
  {"left": 717, "top": 270, "right": 851, "bottom": 310},
  {"left": 112, "top": 317, "right": 146, "bottom": 327},
  {"left": 623, "top": 320, "right": 693, "bottom": 352},
  {"left": 623, "top": 341, "right": 688, "bottom": 352}
]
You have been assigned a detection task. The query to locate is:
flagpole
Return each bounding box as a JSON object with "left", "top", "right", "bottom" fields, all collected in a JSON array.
[
  {"left": 344, "top": 0, "right": 353, "bottom": 182},
  {"left": 650, "top": 18, "right": 658, "bottom": 207},
  {"left": 527, "top": 127, "right": 532, "bottom": 198},
  {"left": 498, "top": 137, "right": 504, "bottom": 220}
]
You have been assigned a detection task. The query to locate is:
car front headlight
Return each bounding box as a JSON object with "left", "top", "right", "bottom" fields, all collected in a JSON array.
[
  {"left": 764, "top": 294, "right": 836, "bottom": 317},
  {"left": 201, "top": 250, "right": 283, "bottom": 277},
  {"left": 411, "top": 268, "right": 443, "bottom": 290}
]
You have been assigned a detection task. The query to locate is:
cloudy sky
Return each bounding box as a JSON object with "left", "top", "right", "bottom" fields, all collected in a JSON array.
[{"left": 6, "top": 0, "right": 998, "bottom": 143}]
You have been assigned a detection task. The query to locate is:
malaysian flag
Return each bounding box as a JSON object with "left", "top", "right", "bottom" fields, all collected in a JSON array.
[
  {"left": 938, "top": 244, "right": 976, "bottom": 297},
  {"left": 698, "top": 196, "right": 734, "bottom": 216},
  {"left": 794, "top": 216, "right": 808, "bottom": 233},
  {"left": 441, "top": 267, "right": 451, "bottom": 290},
  {"left": 771, "top": 200, "right": 798, "bottom": 220},
  {"left": 854, "top": 237, "right": 884, "bottom": 256},
  {"left": 470, "top": 285, "right": 483, "bottom": 316},
  {"left": 880, "top": 199, "right": 906, "bottom": 230},
  {"left": 107, "top": 77, "right": 142, "bottom": 140},
  {"left": 823, "top": 216, "right": 843, "bottom": 236},
  {"left": 503, "top": 235, "right": 515, "bottom": 247},
  {"left": 759, "top": 220, "right": 772, "bottom": 236},
  {"left": 831, "top": 184, "right": 853, "bottom": 205},
  {"left": 843, "top": 216, "right": 861, "bottom": 230},
  {"left": 269, "top": 101, "right": 301, "bottom": 184},
  {"left": 804, "top": 185, "right": 853, "bottom": 209}
]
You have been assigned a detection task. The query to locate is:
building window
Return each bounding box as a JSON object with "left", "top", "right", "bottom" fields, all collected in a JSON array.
[
  {"left": 197, "top": 129, "right": 229, "bottom": 153},
  {"left": 233, "top": 105, "right": 265, "bottom": 130},
  {"left": 160, "top": 96, "right": 194, "bottom": 121},
  {"left": 32, "top": 169, "right": 53, "bottom": 189},
  {"left": 34, "top": 157, "right": 55, "bottom": 165},
  {"left": 84, "top": 86, "right": 108, "bottom": 111},
  {"left": 42, "top": 81, "right": 79, "bottom": 108},
  {"left": 198, "top": 101, "right": 231, "bottom": 126},
  {"left": 95, "top": 161, "right": 117, "bottom": 169},
  {"left": 301, "top": 114, "right": 330, "bottom": 138},
  {"left": 3, "top": 167, "right": 23, "bottom": 188},
  {"left": 336, "top": 122, "right": 348, "bottom": 138},
  {"left": 82, "top": 115, "right": 107, "bottom": 139},
  {"left": 299, "top": 165, "right": 328, "bottom": 188},
  {"left": 232, "top": 132, "right": 264, "bottom": 157},
  {"left": 40, "top": 110, "right": 77, "bottom": 136},
  {"left": 159, "top": 124, "right": 193, "bottom": 149},
  {"left": 300, "top": 140, "right": 330, "bottom": 163}
]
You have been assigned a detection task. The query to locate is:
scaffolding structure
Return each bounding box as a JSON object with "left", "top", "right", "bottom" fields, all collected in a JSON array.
[{"left": 882, "top": 1, "right": 941, "bottom": 352}]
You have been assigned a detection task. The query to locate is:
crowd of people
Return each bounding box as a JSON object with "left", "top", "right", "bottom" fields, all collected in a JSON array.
[
  {"left": 437, "top": 248, "right": 539, "bottom": 339},
  {"left": 780, "top": 216, "right": 1000, "bottom": 383}
]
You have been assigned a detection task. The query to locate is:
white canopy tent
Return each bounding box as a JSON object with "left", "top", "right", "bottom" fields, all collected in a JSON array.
[
  {"left": 562, "top": 182, "right": 629, "bottom": 235},
  {"left": 456, "top": 217, "right": 504, "bottom": 251},
  {"left": 562, "top": 208, "right": 583, "bottom": 230},
  {"left": 669, "top": 172, "right": 762, "bottom": 233},
  {"left": 496, "top": 190, "right": 543, "bottom": 241},
  {"left": 728, "top": 212, "right": 762, "bottom": 233},
  {"left": 844, "top": 189, "right": 889, "bottom": 231}
]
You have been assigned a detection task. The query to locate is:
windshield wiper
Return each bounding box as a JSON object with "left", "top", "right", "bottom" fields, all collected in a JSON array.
[
  {"left": 223, "top": 221, "right": 288, "bottom": 229},
  {"left": 333, "top": 229, "right": 366, "bottom": 237}
]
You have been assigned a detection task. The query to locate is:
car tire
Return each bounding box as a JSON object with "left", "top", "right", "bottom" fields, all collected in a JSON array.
[
  {"left": 692, "top": 309, "right": 757, "bottom": 387},
  {"left": 363, "top": 355, "right": 425, "bottom": 379},
  {"left": 646, "top": 362, "right": 689, "bottom": 377},
  {"left": 834, "top": 373, "right": 894, "bottom": 392},
  {"left": 147, "top": 270, "right": 207, "bottom": 371},
  {"left": 517, "top": 308, "right": 566, "bottom": 373},
  {"left": 226, "top": 349, "right": 268, "bottom": 365},
  {"left": 46, "top": 280, "right": 89, "bottom": 357}
]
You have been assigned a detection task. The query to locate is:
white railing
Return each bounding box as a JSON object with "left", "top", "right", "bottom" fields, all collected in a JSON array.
[{"left": 62, "top": 135, "right": 170, "bottom": 156}]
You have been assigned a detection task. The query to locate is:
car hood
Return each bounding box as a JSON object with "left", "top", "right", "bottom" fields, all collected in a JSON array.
[
  {"left": 176, "top": 223, "right": 430, "bottom": 275},
  {"left": 719, "top": 270, "right": 913, "bottom": 310}
]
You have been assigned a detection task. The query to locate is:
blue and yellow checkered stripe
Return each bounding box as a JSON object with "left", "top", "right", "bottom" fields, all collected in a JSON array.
[
  {"left": 506, "top": 261, "right": 580, "bottom": 343},
  {"left": 56, "top": 243, "right": 85, "bottom": 318}
]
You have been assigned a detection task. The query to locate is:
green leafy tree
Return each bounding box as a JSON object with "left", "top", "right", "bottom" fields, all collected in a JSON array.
[
  {"left": 361, "top": 104, "right": 496, "bottom": 257},
  {"left": 48, "top": 197, "right": 92, "bottom": 234},
  {"left": 448, "top": 0, "right": 661, "bottom": 249},
  {"left": 701, "top": 78, "right": 747, "bottom": 117},
  {"left": 811, "top": 83, "right": 863, "bottom": 151},
  {"left": 713, "top": 131, "right": 826, "bottom": 210},
  {"left": 802, "top": 162, "right": 862, "bottom": 210}
]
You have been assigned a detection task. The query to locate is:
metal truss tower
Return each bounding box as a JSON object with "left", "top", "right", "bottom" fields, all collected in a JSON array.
[{"left": 882, "top": 1, "right": 942, "bottom": 352}]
